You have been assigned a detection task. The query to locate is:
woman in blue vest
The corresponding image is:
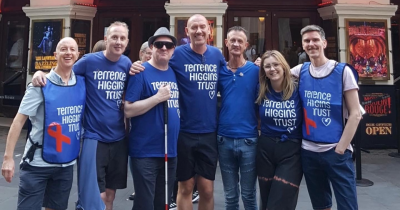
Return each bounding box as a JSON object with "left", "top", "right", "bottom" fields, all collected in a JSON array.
[{"left": 256, "top": 50, "right": 303, "bottom": 210}]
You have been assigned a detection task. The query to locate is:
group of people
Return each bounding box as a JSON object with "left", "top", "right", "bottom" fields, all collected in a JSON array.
[
  {"left": 1, "top": 13, "right": 361, "bottom": 210},
  {"left": 353, "top": 53, "right": 388, "bottom": 77}
]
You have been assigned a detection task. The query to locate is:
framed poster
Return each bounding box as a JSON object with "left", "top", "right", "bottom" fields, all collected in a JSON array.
[
  {"left": 346, "top": 19, "right": 389, "bottom": 80},
  {"left": 71, "top": 19, "right": 91, "bottom": 59},
  {"left": 359, "top": 85, "right": 397, "bottom": 148},
  {"left": 30, "top": 19, "right": 63, "bottom": 74},
  {"left": 174, "top": 17, "right": 216, "bottom": 46}
]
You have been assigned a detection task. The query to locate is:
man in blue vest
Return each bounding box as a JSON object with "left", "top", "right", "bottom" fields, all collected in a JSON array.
[
  {"left": 31, "top": 21, "right": 132, "bottom": 210},
  {"left": 1, "top": 37, "right": 85, "bottom": 210},
  {"left": 291, "top": 25, "right": 361, "bottom": 210}
]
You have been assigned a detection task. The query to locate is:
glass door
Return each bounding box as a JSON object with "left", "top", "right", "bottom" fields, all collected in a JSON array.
[
  {"left": 226, "top": 10, "right": 317, "bottom": 67},
  {"left": 226, "top": 11, "right": 272, "bottom": 61},
  {"left": 0, "top": 16, "right": 29, "bottom": 116},
  {"left": 137, "top": 12, "right": 169, "bottom": 60},
  {"left": 272, "top": 12, "right": 314, "bottom": 67}
]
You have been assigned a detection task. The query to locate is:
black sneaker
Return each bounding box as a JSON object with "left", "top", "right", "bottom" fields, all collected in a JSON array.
[
  {"left": 192, "top": 190, "right": 199, "bottom": 203},
  {"left": 128, "top": 192, "right": 135, "bottom": 200},
  {"left": 169, "top": 202, "right": 177, "bottom": 210}
]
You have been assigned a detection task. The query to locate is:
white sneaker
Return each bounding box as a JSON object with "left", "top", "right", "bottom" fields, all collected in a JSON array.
[
  {"left": 192, "top": 190, "right": 199, "bottom": 203},
  {"left": 169, "top": 202, "right": 177, "bottom": 210}
]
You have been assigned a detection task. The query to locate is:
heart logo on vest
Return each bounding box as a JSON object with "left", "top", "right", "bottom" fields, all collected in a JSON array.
[
  {"left": 177, "top": 109, "right": 180, "bottom": 118},
  {"left": 209, "top": 90, "right": 215, "bottom": 99},
  {"left": 322, "top": 118, "right": 331, "bottom": 126},
  {"left": 287, "top": 126, "right": 296, "bottom": 133}
]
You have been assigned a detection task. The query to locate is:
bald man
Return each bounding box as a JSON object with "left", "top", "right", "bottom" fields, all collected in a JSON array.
[
  {"left": 1, "top": 37, "right": 85, "bottom": 210},
  {"left": 32, "top": 21, "right": 133, "bottom": 210},
  {"left": 130, "top": 14, "right": 225, "bottom": 210}
]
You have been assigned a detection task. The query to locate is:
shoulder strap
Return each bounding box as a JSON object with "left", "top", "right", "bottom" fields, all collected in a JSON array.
[
  {"left": 338, "top": 63, "right": 359, "bottom": 83},
  {"left": 301, "top": 62, "right": 311, "bottom": 72},
  {"left": 25, "top": 119, "right": 32, "bottom": 142},
  {"left": 346, "top": 63, "right": 359, "bottom": 83}
]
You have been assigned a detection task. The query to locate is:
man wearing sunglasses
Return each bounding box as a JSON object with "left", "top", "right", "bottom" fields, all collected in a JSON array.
[
  {"left": 130, "top": 14, "right": 226, "bottom": 210},
  {"left": 124, "top": 27, "right": 180, "bottom": 210}
]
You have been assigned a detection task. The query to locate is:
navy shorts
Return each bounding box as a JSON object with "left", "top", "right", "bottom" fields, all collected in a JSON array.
[
  {"left": 96, "top": 138, "right": 128, "bottom": 192},
  {"left": 176, "top": 131, "right": 218, "bottom": 181},
  {"left": 18, "top": 164, "right": 73, "bottom": 210},
  {"left": 301, "top": 148, "right": 358, "bottom": 210}
]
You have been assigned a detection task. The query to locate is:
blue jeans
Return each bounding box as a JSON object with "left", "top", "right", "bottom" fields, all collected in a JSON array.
[
  {"left": 217, "top": 135, "right": 258, "bottom": 210},
  {"left": 301, "top": 148, "right": 358, "bottom": 210}
]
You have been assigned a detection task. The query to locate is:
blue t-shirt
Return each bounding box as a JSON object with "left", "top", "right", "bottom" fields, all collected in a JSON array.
[
  {"left": 259, "top": 83, "right": 303, "bottom": 139},
  {"left": 218, "top": 62, "right": 259, "bottom": 138},
  {"left": 125, "top": 62, "right": 180, "bottom": 158},
  {"left": 73, "top": 52, "right": 132, "bottom": 142},
  {"left": 169, "top": 44, "right": 225, "bottom": 133}
]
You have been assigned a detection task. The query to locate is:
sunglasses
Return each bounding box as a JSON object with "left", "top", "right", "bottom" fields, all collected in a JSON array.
[{"left": 153, "top": 41, "right": 175, "bottom": 49}]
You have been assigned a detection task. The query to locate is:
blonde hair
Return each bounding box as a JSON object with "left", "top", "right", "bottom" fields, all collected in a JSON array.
[
  {"left": 92, "top": 40, "right": 106, "bottom": 52},
  {"left": 256, "top": 50, "right": 295, "bottom": 104},
  {"left": 106, "top": 21, "right": 129, "bottom": 36}
]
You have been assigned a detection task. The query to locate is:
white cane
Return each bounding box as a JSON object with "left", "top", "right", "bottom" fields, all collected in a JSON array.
[{"left": 164, "top": 101, "right": 169, "bottom": 210}]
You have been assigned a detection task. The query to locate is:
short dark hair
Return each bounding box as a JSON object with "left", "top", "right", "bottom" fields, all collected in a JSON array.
[
  {"left": 300, "top": 25, "right": 326, "bottom": 40},
  {"left": 227, "top": 26, "right": 249, "bottom": 40}
]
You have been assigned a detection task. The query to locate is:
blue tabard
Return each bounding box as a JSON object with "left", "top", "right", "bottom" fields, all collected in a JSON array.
[
  {"left": 299, "top": 62, "right": 344, "bottom": 144},
  {"left": 41, "top": 76, "right": 86, "bottom": 164}
]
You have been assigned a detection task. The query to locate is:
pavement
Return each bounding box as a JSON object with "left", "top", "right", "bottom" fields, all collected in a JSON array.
[{"left": 0, "top": 125, "right": 400, "bottom": 209}]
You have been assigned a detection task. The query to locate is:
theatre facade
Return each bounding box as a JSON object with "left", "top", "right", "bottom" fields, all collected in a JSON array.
[{"left": 0, "top": 0, "right": 399, "bottom": 147}]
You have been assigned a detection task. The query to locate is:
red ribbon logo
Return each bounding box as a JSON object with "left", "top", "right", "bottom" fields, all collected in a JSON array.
[
  {"left": 47, "top": 122, "right": 71, "bottom": 153},
  {"left": 304, "top": 108, "right": 317, "bottom": 135}
]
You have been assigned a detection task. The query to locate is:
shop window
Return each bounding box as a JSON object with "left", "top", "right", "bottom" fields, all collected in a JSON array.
[{"left": 2, "top": 20, "right": 27, "bottom": 106}]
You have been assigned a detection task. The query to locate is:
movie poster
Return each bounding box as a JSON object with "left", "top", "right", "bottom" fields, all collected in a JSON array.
[
  {"left": 359, "top": 85, "right": 397, "bottom": 148},
  {"left": 30, "top": 19, "right": 63, "bottom": 74},
  {"left": 346, "top": 19, "right": 389, "bottom": 80},
  {"left": 71, "top": 19, "right": 91, "bottom": 59}
]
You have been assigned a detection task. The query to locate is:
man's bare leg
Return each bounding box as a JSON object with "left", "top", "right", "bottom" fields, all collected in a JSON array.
[
  {"left": 197, "top": 176, "right": 214, "bottom": 210},
  {"left": 177, "top": 177, "right": 195, "bottom": 210},
  {"left": 101, "top": 188, "right": 116, "bottom": 210}
]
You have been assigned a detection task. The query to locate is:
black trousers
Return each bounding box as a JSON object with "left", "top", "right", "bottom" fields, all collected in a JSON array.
[
  {"left": 256, "top": 135, "right": 303, "bottom": 210},
  {"left": 131, "top": 157, "right": 177, "bottom": 210}
]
